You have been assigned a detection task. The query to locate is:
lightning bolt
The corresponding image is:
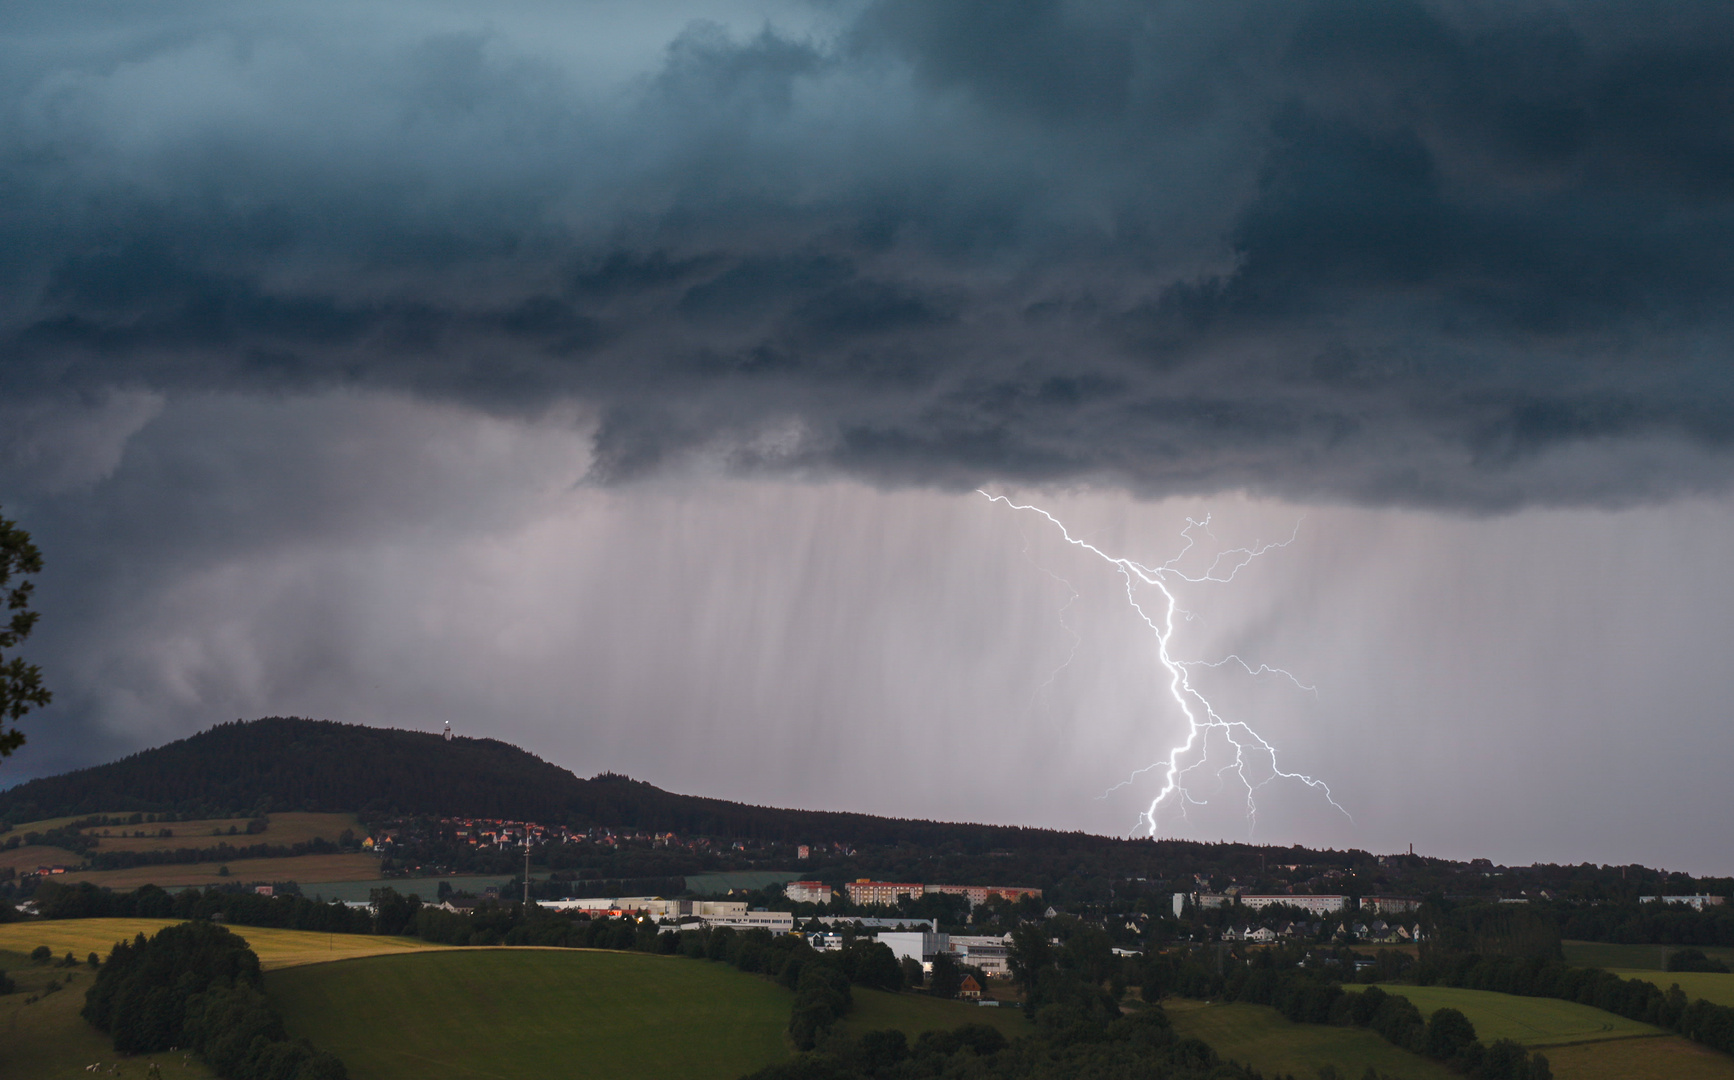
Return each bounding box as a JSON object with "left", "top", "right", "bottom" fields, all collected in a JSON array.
[{"left": 980, "top": 491, "right": 1350, "bottom": 838}]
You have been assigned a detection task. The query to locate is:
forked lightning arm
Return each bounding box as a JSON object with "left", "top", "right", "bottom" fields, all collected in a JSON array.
[{"left": 980, "top": 492, "right": 1349, "bottom": 837}]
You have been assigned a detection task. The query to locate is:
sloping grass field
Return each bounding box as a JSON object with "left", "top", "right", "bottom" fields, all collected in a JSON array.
[
  {"left": 1363, "top": 985, "right": 1662, "bottom": 1047},
  {"left": 0, "top": 845, "right": 82, "bottom": 874},
  {"left": 76, "top": 812, "right": 361, "bottom": 853},
  {"left": 836, "top": 987, "right": 1032, "bottom": 1041},
  {"left": 56, "top": 852, "right": 382, "bottom": 889},
  {"left": 1564, "top": 941, "right": 1734, "bottom": 972},
  {"left": 0, "top": 947, "right": 219, "bottom": 1080},
  {"left": 0, "top": 919, "right": 450, "bottom": 969},
  {"left": 267, "top": 949, "right": 794, "bottom": 1080},
  {"left": 1612, "top": 970, "right": 1734, "bottom": 1008},
  {"left": 1164, "top": 999, "right": 1458, "bottom": 1080},
  {"left": 1542, "top": 1036, "right": 1734, "bottom": 1080},
  {"left": 3, "top": 813, "right": 370, "bottom": 889}
]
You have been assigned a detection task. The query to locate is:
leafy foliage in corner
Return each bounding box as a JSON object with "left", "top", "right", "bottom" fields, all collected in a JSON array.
[
  {"left": 0, "top": 506, "right": 50, "bottom": 759},
  {"left": 82, "top": 921, "right": 347, "bottom": 1080}
]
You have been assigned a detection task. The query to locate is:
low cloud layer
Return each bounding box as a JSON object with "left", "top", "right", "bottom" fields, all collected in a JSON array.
[
  {"left": 5, "top": 0, "right": 1734, "bottom": 507},
  {"left": 7, "top": 2, "right": 1734, "bottom": 866}
]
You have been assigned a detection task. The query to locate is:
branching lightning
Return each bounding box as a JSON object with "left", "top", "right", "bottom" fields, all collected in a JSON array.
[{"left": 980, "top": 491, "right": 1349, "bottom": 838}]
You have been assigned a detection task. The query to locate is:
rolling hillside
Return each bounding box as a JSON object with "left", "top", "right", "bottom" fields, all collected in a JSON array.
[{"left": 267, "top": 950, "right": 793, "bottom": 1080}]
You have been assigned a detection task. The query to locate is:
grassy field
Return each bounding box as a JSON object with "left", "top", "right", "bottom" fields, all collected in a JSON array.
[
  {"left": 836, "top": 987, "right": 1033, "bottom": 1041},
  {"left": 1544, "top": 1035, "right": 1734, "bottom": 1080},
  {"left": 1165, "top": 999, "right": 1458, "bottom": 1080},
  {"left": 298, "top": 874, "right": 536, "bottom": 903},
  {"left": 78, "top": 812, "right": 361, "bottom": 854},
  {"left": 0, "top": 919, "right": 451, "bottom": 969},
  {"left": 1612, "top": 970, "right": 1734, "bottom": 1007},
  {"left": 2, "top": 814, "right": 367, "bottom": 888},
  {"left": 0, "top": 845, "right": 82, "bottom": 874},
  {"left": 1564, "top": 941, "right": 1734, "bottom": 972},
  {"left": 1362, "top": 985, "right": 1662, "bottom": 1047},
  {"left": 55, "top": 852, "right": 381, "bottom": 889},
  {"left": 6, "top": 814, "right": 107, "bottom": 835},
  {"left": 0, "top": 948, "right": 219, "bottom": 1080},
  {"left": 687, "top": 870, "right": 800, "bottom": 893},
  {"left": 268, "top": 949, "right": 793, "bottom": 1080}
]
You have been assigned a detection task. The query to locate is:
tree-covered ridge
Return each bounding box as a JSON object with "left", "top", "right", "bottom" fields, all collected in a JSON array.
[{"left": 0, "top": 716, "right": 1141, "bottom": 852}]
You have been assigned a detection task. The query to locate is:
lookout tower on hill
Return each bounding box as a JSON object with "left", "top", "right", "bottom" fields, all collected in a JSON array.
[{"left": 443, "top": 722, "right": 453, "bottom": 742}]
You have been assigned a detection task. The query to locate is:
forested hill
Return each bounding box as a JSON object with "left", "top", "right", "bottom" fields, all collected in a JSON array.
[{"left": 0, "top": 717, "right": 1114, "bottom": 853}]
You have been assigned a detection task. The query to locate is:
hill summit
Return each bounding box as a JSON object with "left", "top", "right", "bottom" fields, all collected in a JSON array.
[{"left": 0, "top": 717, "right": 1089, "bottom": 851}]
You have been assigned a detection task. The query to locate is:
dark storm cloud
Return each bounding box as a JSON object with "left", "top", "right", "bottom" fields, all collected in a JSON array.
[{"left": 6, "top": 0, "right": 1734, "bottom": 507}]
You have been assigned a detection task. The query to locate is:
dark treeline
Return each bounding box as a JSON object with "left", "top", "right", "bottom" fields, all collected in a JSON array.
[
  {"left": 36, "top": 881, "right": 374, "bottom": 932},
  {"left": 1554, "top": 901, "right": 1734, "bottom": 947},
  {"left": 83, "top": 921, "right": 346, "bottom": 1080}
]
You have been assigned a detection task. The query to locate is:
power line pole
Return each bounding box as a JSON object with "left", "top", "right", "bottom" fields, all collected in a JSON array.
[{"left": 524, "top": 839, "right": 531, "bottom": 908}]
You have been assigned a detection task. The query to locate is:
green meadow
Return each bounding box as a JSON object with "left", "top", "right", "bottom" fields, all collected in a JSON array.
[
  {"left": 835, "top": 987, "right": 1033, "bottom": 1041},
  {"left": 1360, "top": 984, "right": 1662, "bottom": 1047},
  {"left": 1611, "top": 970, "right": 1734, "bottom": 1008},
  {"left": 0, "top": 948, "right": 218, "bottom": 1080},
  {"left": 1563, "top": 941, "right": 1734, "bottom": 972},
  {"left": 1164, "top": 999, "right": 1459, "bottom": 1080},
  {"left": 266, "top": 948, "right": 794, "bottom": 1080}
]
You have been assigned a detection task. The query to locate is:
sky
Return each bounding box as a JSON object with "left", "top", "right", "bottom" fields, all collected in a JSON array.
[{"left": 3, "top": 0, "right": 1733, "bottom": 873}]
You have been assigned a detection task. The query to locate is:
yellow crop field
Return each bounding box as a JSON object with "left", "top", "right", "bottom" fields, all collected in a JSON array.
[
  {"left": 54, "top": 852, "right": 381, "bottom": 890},
  {"left": 0, "top": 919, "right": 451, "bottom": 970}
]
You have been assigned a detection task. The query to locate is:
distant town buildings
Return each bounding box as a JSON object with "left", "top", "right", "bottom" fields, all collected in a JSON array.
[
  {"left": 946, "top": 934, "right": 1013, "bottom": 977},
  {"left": 878, "top": 930, "right": 950, "bottom": 966},
  {"left": 929, "top": 883, "right": 1045, "bottom": 906},
  {"left": 536, "top": 896, "right": 797, "bottom": 932},
  {"left": 843, "top": 879, "right": 1043, "bottom": 907},
  {"left": 784, "top": 881, "right": 834, "bottom": 904},
  {"left": 1640, "top": 894, "right": 1727, "bottom": 910},
  {"left": 1360, "top": 896, "right": 1421, "bottom": 915},
  {"left": 1235, "top": 895, "right": 1349, "bottom": 914},
  {"left": 846, "top": 880, "right": 926, "bottom": 905}
]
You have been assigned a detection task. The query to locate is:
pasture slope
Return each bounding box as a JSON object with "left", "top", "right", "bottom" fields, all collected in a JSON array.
[
  {"left": 1164, "top": 999, "right": 1458, "bottom": 1080},
  {"left": 0, "top": 946, "right": 217, "bottom": 1080},
  {"left": 4, "top": 810, "right": 377, "bottom": 889},
  {"left": 53, "top": 853, "right": 382, "bottom": 890},
  {"left": 267, "top": 949, "right": 793, "bottom": 1080},
  {"left": 0, "top": 918, "right": 449, "bottom": 969},
  {"left": 1613, "top": 970, "right": 1734, "bottom": 1008},
  {"left": 836, "top": 987, "right": 1032, "bottom": 1042},
  {"left": 1362, "top": 984, "right": 1663, "bottom": 1048},
  {"left": 1563, "top": 941, "right": 1734, "bottom": 972}
]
